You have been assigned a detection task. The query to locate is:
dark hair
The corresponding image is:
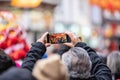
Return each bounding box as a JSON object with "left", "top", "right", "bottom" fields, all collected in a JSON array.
[{"left": 0, "top": 49, "right": 15, "bottom": 74}]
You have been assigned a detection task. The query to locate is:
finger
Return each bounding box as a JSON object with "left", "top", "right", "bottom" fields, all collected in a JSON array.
[
  {"left": 45, "top": 43, "right": 51, "bottom": 47},
  {"left": 64, "top": 43, "right": 74, "bottom": 47},
  {"left": 65, "top": 32, "right": 73, "bottom": 40},
  {"left": 41, "top": 32, "right": 48, "bottom": 40},
  {"left": 78, "top": 37, "right": 82, "bottom": 41},
  {"left": 44, "top": 40, "right": 46, "bottom": 43},
  {"left": 74, "top": 35, "right": 79, "bottom": 40}
]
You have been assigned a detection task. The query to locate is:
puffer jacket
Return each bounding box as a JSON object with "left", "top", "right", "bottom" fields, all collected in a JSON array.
[{"left": 58, "top": 42, "right": 112, "bottom": 80}]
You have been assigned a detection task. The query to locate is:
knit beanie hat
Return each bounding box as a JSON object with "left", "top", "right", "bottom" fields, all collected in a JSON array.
[{"left": 32, "top": 54, "right": 68, "bottom": 80}]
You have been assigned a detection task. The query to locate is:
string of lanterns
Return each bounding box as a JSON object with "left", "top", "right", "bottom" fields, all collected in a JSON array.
[{"left": 90, "top": 0, "right": 120, "bottom": 12}]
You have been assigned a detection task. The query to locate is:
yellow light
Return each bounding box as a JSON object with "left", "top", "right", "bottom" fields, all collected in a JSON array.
[
  {"left": 9, "top": 30, "right": 15, "bottom": 36},
  {"left": 0, "top": 34, "right": 5, "bottom": 42},
  {"left": 11, "top": 0, "right": 42, "bottom": 8}
]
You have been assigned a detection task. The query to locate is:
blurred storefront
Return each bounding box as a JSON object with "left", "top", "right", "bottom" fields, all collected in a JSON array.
[
  {"left": 0, "top": 0, "right": 120, "bottom": 60},
  {"left": 54, "top": 0, "right": 92, "bottom": 42},
  {"left": 89, "top": 0, "right": 120, "bottom": 53},
  {"left": 0, "top": 1, "right": 55, "bottom": 42},
  {"left": 0, "top": 0, "right": 56, "bottom": 62}
]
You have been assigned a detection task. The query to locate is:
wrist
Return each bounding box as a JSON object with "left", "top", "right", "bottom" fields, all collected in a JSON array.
[
  {"left": 36, "top": 40, "right": 44, "bottom": 44},
  {"left": 75, "top": 42, "right": 86, "bottom": 47},
  {"left": 31, "top": 42, "right": 46, "bottom": 53}
]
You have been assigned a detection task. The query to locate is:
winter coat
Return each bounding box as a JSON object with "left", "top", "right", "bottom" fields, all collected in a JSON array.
[
  {"left": 21, "top": 42, "right": 46, "bottom": 71},
  {"left": 0, "top": 67, "right": 35, "bottom": 80},
  {"left": 0, "top": 42, "right": 46, "bottom": 80},
  {"left": 58, "top": 42, "right": 112, "bottom": 80}
]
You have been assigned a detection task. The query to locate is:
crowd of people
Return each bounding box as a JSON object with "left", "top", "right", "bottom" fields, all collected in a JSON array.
[{"left": 0, "top": 31, "right": 120, "bottom": 80}]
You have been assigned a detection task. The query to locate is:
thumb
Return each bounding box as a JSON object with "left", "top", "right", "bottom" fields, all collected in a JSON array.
[
  {"left": 37, "top": 32, "right": 48, "bottom": 43},
  {"left": 45, "top": 43, "right": 51, "bottom": 47},
  {"left": 41, "top": 32, "right": 48, "bottom": 40}
]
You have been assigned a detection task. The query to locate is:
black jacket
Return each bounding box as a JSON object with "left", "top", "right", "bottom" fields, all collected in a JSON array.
[
  {"left": 113, "top": 72, "right": 120, "bottom": 80},
  {"left": 0, "top": 42, "right": 46, "bottom": 80},
  {"left": 0, "top": 42, "right": 112, "bottom": 80},
  {"left": 58, "top": 42, "right": 112, "bottom": 80},
  {"left": 22, "top": 42, "right": 46, "bottom": 71},
  {"left": 0, "top": 67, "right": 35, "bottom": 80}
]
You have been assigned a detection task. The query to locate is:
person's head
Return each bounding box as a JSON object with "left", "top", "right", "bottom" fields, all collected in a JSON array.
[
  {"left": 0, "top": 49, "right": 15, "bottom": 74},
  {"left": 107, "top": 51, "right": 120, "bottom": 74},
  {"left": 32, "top": 54, "right": 68, "bottom": 80},
  {"left": 62, "top": 47, "right": 92, "bottom": 80}
]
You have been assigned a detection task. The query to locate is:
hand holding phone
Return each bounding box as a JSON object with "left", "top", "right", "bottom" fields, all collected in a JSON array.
[
  {"left": 47, "top": 33, "right": 71, "bottom": 44},
  {"left": 37, "top": 32, "right": 51, "bottom": 47},
  {"left": 64, "top": 31, "right": 81, "bottom": 47}
]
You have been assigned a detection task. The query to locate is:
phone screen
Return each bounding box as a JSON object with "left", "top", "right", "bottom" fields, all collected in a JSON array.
[{"left": 47, "top": 33, "right": 70, "bottom": 44}]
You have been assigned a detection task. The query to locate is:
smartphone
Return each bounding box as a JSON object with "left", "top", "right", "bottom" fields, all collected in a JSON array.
[{"left": 47, "top": 33, "right": 71, "bottom": 44}]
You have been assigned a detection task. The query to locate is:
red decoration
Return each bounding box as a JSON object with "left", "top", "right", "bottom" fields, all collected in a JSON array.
[
  {"left": 0, "top": 11, "right": 29, "bottom": 61},
  {"left": 90, "top": 0, "right": 120, "bottom": 12}
]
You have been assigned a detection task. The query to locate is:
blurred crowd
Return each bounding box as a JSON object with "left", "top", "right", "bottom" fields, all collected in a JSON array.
[{"left": 0, "top": 31, "right": 120, "bottom": 80}]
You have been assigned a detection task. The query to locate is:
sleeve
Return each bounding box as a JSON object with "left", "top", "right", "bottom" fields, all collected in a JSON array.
[
  {"left": 57, "top": 44, "right": 71, "bottom": 56},
  {"left": 21, "top": 42, "right": 46, "bottom": 71},
  {"left": 75, "top": 42, "right": 112, "bottom": 80}
]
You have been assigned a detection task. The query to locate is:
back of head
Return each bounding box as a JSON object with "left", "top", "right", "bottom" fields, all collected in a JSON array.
[
  {"left": 107, "top": 51, "right": 120, "bottom": 74},
  {"left": 0, "top": 49, "right": 15, "bottom": 74},
  {"left": 62, "top": 47, "right": 92, "bottom": 79},
  {"left": 32, "top": 54, "right": 68, "bottom": 80}
]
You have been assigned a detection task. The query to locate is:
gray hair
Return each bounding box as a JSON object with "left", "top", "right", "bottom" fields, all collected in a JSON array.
[
  {"left": 107, "top": 51, "right": 120, "bottom": 74},
  {"left": 62, "top": 47, "right": 92, "bottom": 79}
]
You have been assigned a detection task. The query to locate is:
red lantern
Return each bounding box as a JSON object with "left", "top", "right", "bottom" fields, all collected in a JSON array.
[
  {"left": 114, "top": 0, "right": 120, "bottom": 11},
  {"left": 9, "top": 49, "right": 26, "bottom": 61},
  {"left": 99, "top": 0, "right": 108, "bottom": 10},
  {"left": 6, "top": 27, "right": 19, "bottom": 46}
]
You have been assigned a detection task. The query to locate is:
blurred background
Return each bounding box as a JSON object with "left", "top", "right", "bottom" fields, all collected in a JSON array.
[{"left": 0, "top": 0, "right": 120, "bottom": 62}]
